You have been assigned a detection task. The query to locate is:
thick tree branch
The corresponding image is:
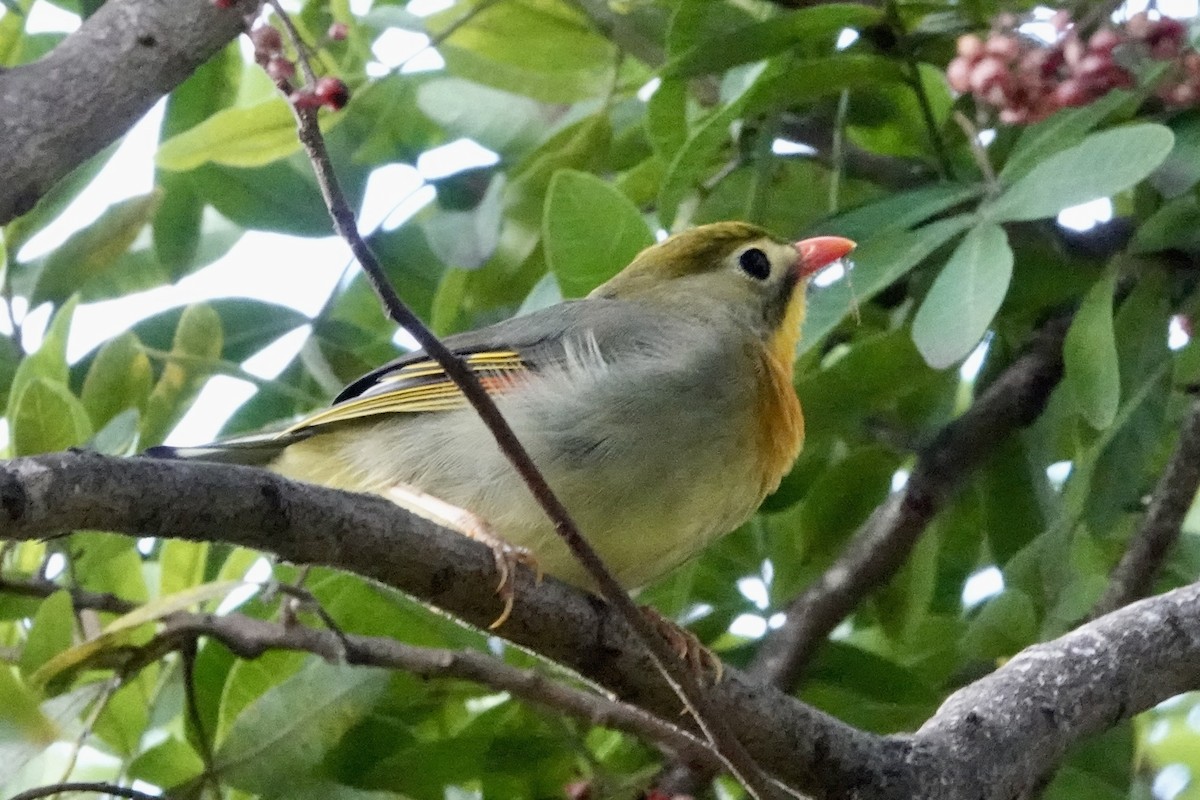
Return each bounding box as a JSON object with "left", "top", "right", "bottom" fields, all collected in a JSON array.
[
  {"left": 0, "top": 0, "right": 249, "bottom": 224},
  {"left": 5, "top": 453, "right": 1200, "bottom": 799},
  {"left": 0, "top": 451, "right": 882, "bottom": 795},
  {"left": 1089, "top": 397, "right": 1200, "bottom": 619},
  {"left": 752, "top": 314, "right": 1071, "bottom": 690},
  {"left": 902, "top": 581, "right": 1200, "bottom": 800}
]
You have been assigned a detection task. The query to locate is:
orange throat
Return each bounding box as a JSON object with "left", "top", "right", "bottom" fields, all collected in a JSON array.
[{"left": 754, "top": 291, "right": 806, "bottom": 496}]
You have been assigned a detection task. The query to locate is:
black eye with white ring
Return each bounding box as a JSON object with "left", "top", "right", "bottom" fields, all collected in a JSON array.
[{"left": 738, "top": 247, "right": 771, "bottom": 280}]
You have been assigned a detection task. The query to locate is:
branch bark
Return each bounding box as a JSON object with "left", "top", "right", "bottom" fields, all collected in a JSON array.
[
  {"left": 0, "top": 451, "right": 882, "bottom": 795},
  {"left": 0, "top": 575, "right": 721, "bottom": 771},
  {"left": 3, "top": 452, "right": 1200, "bottom": 798},
  {"left": 0, "top": 0, "right": 249, "bottom": 225},
  {"left": 1089, "top": 397, "right": 1200, "bottom": 619}
]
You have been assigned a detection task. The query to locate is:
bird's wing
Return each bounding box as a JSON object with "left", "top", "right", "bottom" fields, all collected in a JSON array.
[{"left": 286, "top": 299, "right": 645, "bottom": 434}]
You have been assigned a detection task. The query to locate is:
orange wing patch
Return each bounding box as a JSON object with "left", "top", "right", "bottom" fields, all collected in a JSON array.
[{"left": 285, "top": 350, "right": 528, "bottom": 434}]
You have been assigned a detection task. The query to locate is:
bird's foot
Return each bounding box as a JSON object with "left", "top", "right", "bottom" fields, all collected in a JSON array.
[
  {"left": 639, "top": 605, "right": 723, "bottom": 683},
  {"left": 385, "top": 483, "right": 541, "bottom": 629}
]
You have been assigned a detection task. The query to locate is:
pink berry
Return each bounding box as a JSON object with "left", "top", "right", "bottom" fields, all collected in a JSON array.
[
  {"left": 328, "top": 22, "right": 349, "bottom": 41},
  {"left": 947, "top": 57, "right": 973, "bottom": 92},
  {"left": 1165, "top": 82, "right": 1198, "bottom": 106},
  {"left": 999, "top": 106, "right": 1029, "bottom": 124},
  {"left": 1088, "top": 28, "right": 1123, "bottom": 55},
  {"left": 1076, "top": 53, "right": 1112, "bottom": 81},
  {"left": 1127, "top": 12, "right": 1151, "bottom": 40},
  {"left": 985, "top": 33, "right": 1020, "bottom": 61},
  {"left": 250, "top": 25, "right": 284, "bottom": 55},
  {"left": 266, "top": 56, "right": 295, "bottom": 81},
  {"left": 313, "top": 76, "right": 350, "bottom": 110},
  {"left": 1053, "top": 79, "right": 1089, "bottom": 107},
  {"left": 957, "top": 33, "right": 985, "bottom": 61},
  {"left": 970, "top": 56, "right": 1008, "bottom": 92}
]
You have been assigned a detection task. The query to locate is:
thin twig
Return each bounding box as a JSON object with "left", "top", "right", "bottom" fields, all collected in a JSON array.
[
  {"left": 6, "top": 782, "right": 169, "bottom": 800},
  {"left": 1088, "top": 398, "right": 1200, "bottom": 619},
  {"left": 952, "top": 110, "right": 998, "bottom": 196},
  {"left": 828, "top": 90, "right": 850, "bottom": 215},
  {"left": 0, "top": 575, "right": 723, "bottom": 772},
  {"left": 263, "top": 7, "right": 785, "bottom": 797}
]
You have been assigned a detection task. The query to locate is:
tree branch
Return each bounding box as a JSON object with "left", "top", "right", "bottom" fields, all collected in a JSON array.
[
  {"left": 903, "top": 581, "right": 1200, "bottom": 800},
  {"left": 4, "top": 453, "right": 1200, "bottom": 799},
  {"left": 0, "top": 574, "right": 721, "bottom": 771},
  {"left": 0, "top": 0, "right": 249, "bottom": 224},
  {"left": 0, "top": 451, "right": 882, "bottom": 795},
  {"left": 752, "top": 314, "right": 1071, "bottom": 689},
  {"left": 1089, "top": 397, "right": 1200, "bottom": 619}
]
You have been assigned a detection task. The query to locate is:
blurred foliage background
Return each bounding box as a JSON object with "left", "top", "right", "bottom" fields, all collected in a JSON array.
[{"left": 2, "top": 0, "right": 1200, "bottom": 797}]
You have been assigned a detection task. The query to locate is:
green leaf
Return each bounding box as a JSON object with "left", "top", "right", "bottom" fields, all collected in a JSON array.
[
  {"left": 998, "top": 90, "right": 1134, "bottom": 185},
  {"left": 157, "top": 100, "right": 319, "bottom": 171},
  {"left": 18, "top": 590, "right": 74, "bottom": 678},
  {"left": 645, "top": 78, "right": 688, "bottom": 161},
  {"left": 800, "top": 215, "right": 973, "bottom": 352},
  {"left": 8, "top": 296, "right": 76, "bottom": 414},
  {"left": 128, "top": 737, "right": 206, "bottom": 789},
  {"left": 544, "top": 170, "right": 654, "bottom": 297},
  {"left": 415, "top": 77, "right": 544, "bottom": 155},
  {"left": 989, "top": 124, "right": 1175, "bottom": 222},
  {"left": 1152, "top": 110, "right": 1200, "bottom": 197},
  {"left": 819, "top": 183, "right": 982, "bottom": 241},
  {"left": 185, "top": 159, "right": 335, "bottom": 236},
  {"left": 140, "top": 304, "right": 223, "bottom": 447},
  {"left": 663, "top": 4, "right": 882, "bottom": 77},
  {"left": 11, "top": 378, "right": 93, "bottom": 456},
  {"left": 215, "top": 660, "right": 389, "bottom": 793},
  {"left": 748, "top": 54, "right": 907, "bottom": 115},
  {"left": 428, "top": 0, "right": 617, "bottom": 103},
  {"left": 159, "top": 540, "right": 211, "bottom": 598},
  {"left": 962, "top": 589, "right": 1038, "bottom": 661},
  {"left": 1131, "top": 193, "right": 1200, "bottom": 254},
  {"left": 911, "top": 223, "right": 1013, "bottom": 369},
  {"left": 80, "top": 332, "right": 154, "bottom": 430},
  {"left": 0, "top": 663, "right": 56, "bottom": 748},
  {"left": 1064, "top": 271, "right": 1120, "bottom": 430},
  {"left": 657, "top": 82, "right": 755, "bottom": 228}
]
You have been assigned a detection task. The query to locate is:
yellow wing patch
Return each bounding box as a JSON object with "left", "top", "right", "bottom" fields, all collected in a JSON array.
[{"left": 284, "top": 350, "right": 527, "bottom": 434}]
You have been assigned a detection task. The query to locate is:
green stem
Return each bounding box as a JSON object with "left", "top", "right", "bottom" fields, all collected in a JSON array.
[
  {"left": 746, "top": 114, "right": 781, "bottom": 225},
  {"left": 828, "top": 90, "right": 850, "bottom": 215}
]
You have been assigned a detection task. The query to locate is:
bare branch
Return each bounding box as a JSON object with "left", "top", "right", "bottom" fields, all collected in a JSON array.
[
  {"left": 0, "top": 452, "right": 882, "bottom": 795},
  {"left": 902, "top": 582, "right": 1200, "bottom": 800},
  {"left": 1090, "top": 398, "right": 1200, "bottom": 619},
  {"left": 7, "top": 782, "right": 169, "bottom": 800},
  {"left": 0, "top": 0, "right": 249, "bottom": 224},
  {"left": 752, "top": 314, "right": 1071, "bottom": 689},
  {"left": 0, "top": 574, "right": 722, "bottom": 770},
  {"left": 5, "top": 455, "right": 1200, "bottom": 799}
]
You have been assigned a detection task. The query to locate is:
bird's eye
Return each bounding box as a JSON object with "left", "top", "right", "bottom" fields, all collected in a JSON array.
[{"left": 738, "top": 248, "right": 771, "bottom": 280}]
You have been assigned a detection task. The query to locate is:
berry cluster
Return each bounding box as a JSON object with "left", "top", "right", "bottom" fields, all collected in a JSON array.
[
  {"left": 947, "top": 11, "right": 1196, "bottom": 124},
  {"left": 249, "top": 23, "right": 351, "bottom": 111}
]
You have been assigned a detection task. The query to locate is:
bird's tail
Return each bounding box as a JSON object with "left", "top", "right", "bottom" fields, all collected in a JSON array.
[{"left": 144, "top": 430, "right": 313, "bottom": 467}]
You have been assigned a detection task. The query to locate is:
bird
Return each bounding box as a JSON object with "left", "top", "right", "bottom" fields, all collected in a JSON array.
[{"left": 150, "top": 221, "right": 854, "bottom": 623}]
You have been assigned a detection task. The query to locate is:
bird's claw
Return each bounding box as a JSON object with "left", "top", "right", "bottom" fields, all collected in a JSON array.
[
  {"left": 487, "top": 542, "right": 541, "bottom": 630},
  {"left": 385, "top": 483, "right": 540, "bottom": 630},
  {"left": 640, "top": 605, "right": 723, "bottom": 683}
]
